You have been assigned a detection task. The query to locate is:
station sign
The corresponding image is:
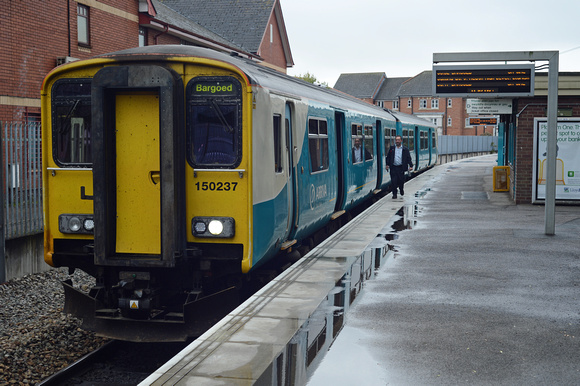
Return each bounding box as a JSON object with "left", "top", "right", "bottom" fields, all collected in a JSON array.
[
  {"left": 432, "top": 64, "right": 535, "bottom": 97},
  {"left": 468, "top": 116, "right": 498, "bottom": 126},
  {"left": 533, "top": 118, "right": 580, "bottom": 202},
  {"left": 466, "top": 99, "right": 513, "bottom": 114}
]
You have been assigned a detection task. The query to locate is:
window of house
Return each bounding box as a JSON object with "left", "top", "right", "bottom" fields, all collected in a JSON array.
[
  {"left": 407, "top": 99, "right": 412, "bottom": 108},
  {"left": 448, "top": 117, "right": 452, "bottom": 126},
  {"left": 447, "top": 98, "right": 452, "bottom": 108},
  {"left": 308, "top": 118, "right": 329, "bottom": 172},
  {"left": 419, "top": 99, "right": 427, "bottom": 109},
  {"left": 77, "top": 4, "right": 90, "bottom": 46},
  {"left": 139, "top": 27, "right": 146, "bottom": 47},
  {"left": 431, "top": 99, "right": 439, "bottom": 109},
  {"left": 393, "top": 100, "right": 399, "bottom": 110}
]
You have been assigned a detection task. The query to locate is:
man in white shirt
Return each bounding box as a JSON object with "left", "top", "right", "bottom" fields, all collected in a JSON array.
[{"left": 385, "top": 135, "right": 413, "bottom": 199}]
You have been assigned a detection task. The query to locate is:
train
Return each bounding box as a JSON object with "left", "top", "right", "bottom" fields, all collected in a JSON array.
[{"left": 41, "top": 45, "right": 437, "bottom": 342}]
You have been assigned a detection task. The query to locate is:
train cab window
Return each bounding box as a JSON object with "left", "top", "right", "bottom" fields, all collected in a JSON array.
[
  {"left": 186, "top": 77, "right": 242, "bottom": 168},
  {"left": 363, "top": 125, "right": 373, "bottom": 161},
  {"left": 308, "top": 118, "right": 329, "bottom": 173},
  {"left": 273, "top": 114, "right": 282, "bottom": 173},
  {"left": 51, "top": 79, "right": 92, "bottom": 167}
]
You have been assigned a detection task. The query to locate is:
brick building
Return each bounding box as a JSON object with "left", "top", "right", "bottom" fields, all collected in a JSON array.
[
  {"left": 0, "top": 0, "right": 293, "bottom": 123},
  {"left": 511, "top": 73, "right": 580, "bottom": 204},
  {"left": 334, "top": 71, "right": 498, "bottom": 136}
]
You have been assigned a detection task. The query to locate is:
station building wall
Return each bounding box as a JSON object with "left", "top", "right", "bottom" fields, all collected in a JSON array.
[{"left": 513, "top": 95, "right": 580, "bottom": 204}]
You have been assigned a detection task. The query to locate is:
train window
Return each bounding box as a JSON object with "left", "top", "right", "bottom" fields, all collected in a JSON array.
[
  {"left": 363, "top": 125, "right": 373, "bottom": 161},
  {"left": 273, "top": 114, "right": 282, "bottom": 173},
  {"left": 408, "top": 130, "right": 415, "bottom": 151},
  {"left": 51, "top": 79, "right": 93, "bottom": 167},
  {"left": 308, "top": 118, "right": 329, "bottom": 173},
  {"left": 351, "top": 124, "right": 363, "bottom": 164},
  {"left": 186, "top": 77, "right": 242, "bottom": 168}
]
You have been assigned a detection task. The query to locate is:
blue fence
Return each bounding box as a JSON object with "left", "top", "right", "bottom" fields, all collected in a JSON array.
[{"left": 438, "top": 135, "right": 498, "bottom": 155}]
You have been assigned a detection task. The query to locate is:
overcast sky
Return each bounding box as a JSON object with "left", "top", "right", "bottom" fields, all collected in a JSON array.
[{"left": 282, "top": 0, "right": 580, "bottom": 87}]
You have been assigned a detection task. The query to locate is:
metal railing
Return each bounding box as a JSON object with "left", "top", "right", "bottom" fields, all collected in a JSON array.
[
  {"left": 1, "top": 122, "right": 43, "bottom": 240},
  {"left": 438, "top": 135, "right": 498, "bottom": 154}
]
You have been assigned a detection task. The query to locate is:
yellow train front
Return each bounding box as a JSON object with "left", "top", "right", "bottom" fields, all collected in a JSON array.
[
  {"left": 42, "top": 47, "right": 254, "bottom": 341},
  {"left": 42, "top": 45, "right": 438, "bottom": 342}
]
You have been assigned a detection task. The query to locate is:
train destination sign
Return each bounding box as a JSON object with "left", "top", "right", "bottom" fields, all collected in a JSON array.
[
  {"left": 433, "top": 64, "right": 535, "bottom": 97},
  {"left": 191, "top": 81, "right": 238, "bottom": 96}
]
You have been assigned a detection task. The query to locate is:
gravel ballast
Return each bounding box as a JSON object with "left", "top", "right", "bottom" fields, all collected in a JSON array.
[{"left": 0, "top": 269, "right": 109, "bottom": 384}]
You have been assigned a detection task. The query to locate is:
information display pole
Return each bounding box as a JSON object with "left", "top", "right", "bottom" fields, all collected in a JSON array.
[
  {"left": 544, "top": 53, "right": 559, "bottom": 235},
  {"left": 433, "top": 51, "right": 559, "bottom": 235}
]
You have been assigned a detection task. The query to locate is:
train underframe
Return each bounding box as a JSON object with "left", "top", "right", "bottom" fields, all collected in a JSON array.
[
  {"left": 55, "top": 187, "right": 396, "bottom": 342},
  {"left": 56, "top": 242, "right": 246, "bottom": 342}
]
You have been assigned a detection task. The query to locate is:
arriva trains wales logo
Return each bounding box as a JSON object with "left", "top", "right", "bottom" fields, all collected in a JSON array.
[{"left": 310, "top": 184, "right": 328, "bottom": 209}]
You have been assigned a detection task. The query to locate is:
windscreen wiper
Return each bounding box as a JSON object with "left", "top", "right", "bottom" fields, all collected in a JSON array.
[{"left": 210, "top": 99, "right": 234, "bottom": 134}]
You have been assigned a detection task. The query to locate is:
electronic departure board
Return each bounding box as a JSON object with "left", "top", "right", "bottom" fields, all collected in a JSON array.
[
  {"left": 432, "top": 64, "right": 535, "bottom": 97},
  {"left": 468, "top": 117, "right": 498, "bottom": 126}
]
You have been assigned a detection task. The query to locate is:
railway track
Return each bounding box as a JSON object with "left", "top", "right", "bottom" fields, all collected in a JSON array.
[{"left": 38, "top": 340, "right": 189, "bottom": 385}]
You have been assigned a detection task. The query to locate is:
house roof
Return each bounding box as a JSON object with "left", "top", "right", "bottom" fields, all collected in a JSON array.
[
  {"left": 333, "top": 72, "right": 386, "bottom": 99},
  {"left": 151, "top": 0, "right": 246, "bottom": 52},
  {"left": 375, "top": 77, "right": 409, "bottom": 100},
  {"left": 158, "top": 0, "right": 277, "bottom": 54},
  {"left": 398, "top": 71, "right": 433, "bottom": 97}
]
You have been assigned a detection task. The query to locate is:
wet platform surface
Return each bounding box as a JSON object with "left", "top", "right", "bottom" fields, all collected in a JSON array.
[
  {"left": 309, "top": 154, "right": 580, "bottom": 385},
  {"left": 141, "top": 155, "right": 580, "bottom": 385}
]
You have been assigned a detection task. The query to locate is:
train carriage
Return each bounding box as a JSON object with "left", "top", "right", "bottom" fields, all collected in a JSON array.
[{"left": 41, "top": 45, "right": 436, "bottom": 341}]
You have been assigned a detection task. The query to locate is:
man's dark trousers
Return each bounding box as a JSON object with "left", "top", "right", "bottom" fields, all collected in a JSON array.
[{"left": 390, "top": 165, "right": 405, "bottom": 196}]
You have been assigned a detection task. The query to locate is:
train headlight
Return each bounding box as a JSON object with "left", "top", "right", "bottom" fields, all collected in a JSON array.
[
  {"left": 69, "top": 217, "right": 82, "bottom": 232},
  {"left": 83, "top": 218, "right": 95, "bottom": 231},
  {"left": 193, "top": 221, "right": 207, "bottom": 234},
  {"left": 192, "top": 216, "right": 235, "bottom": 238},
  {"left": 59, "top": 214, "right": 95, "bottom": 234},
  {"left": 208, "top": 220, "right": 224, "bottom": 235}
]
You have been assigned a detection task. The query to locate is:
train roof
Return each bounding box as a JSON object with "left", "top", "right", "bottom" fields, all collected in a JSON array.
[{"left": 97, "top": 45, "right": 434, "bottom": 127}]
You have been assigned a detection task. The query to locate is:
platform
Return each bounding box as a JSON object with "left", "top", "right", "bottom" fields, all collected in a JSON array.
[
  {"left": 140, "top": 155, "right": 580, "bottom": 385},
  {"left": 308, "top": 155, "right": 580, "bottom": 385}
]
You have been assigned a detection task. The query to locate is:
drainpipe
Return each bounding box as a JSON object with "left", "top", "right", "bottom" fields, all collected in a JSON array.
[
  {"left": 154, "top": 25, "right": 169, "bottom": 45},
  {"left": 67, "top": 0, "right": 71, "bottom": 56}
]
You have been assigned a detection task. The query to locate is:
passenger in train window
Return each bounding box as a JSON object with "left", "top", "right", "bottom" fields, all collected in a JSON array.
[
  {"left": 352, "top": 138, "right": 371, "bottom": 163},
  {"left": 385, "top": 135, "right": 413, "bottom": 199}
]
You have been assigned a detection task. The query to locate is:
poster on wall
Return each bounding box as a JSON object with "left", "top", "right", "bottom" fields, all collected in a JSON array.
[{"left": 533, "top": 118, "right": 580, "bottom": 202}]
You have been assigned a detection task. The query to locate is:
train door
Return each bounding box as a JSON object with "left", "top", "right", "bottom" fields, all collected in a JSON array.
[
  {"left": 412, "top": 126, "right": 418, "bottom": 171},
  {"left": 285, "top": 103, "right": 297, "bottom": 235},
  {"left": 334, "top": 111, "right": 346, "bottom": 211},
  {"left": 91, "top": 65, "right": 185, "bottom": 267},
  {"left": 430, "top": 128, "right": 437, "bottom": 166}
]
